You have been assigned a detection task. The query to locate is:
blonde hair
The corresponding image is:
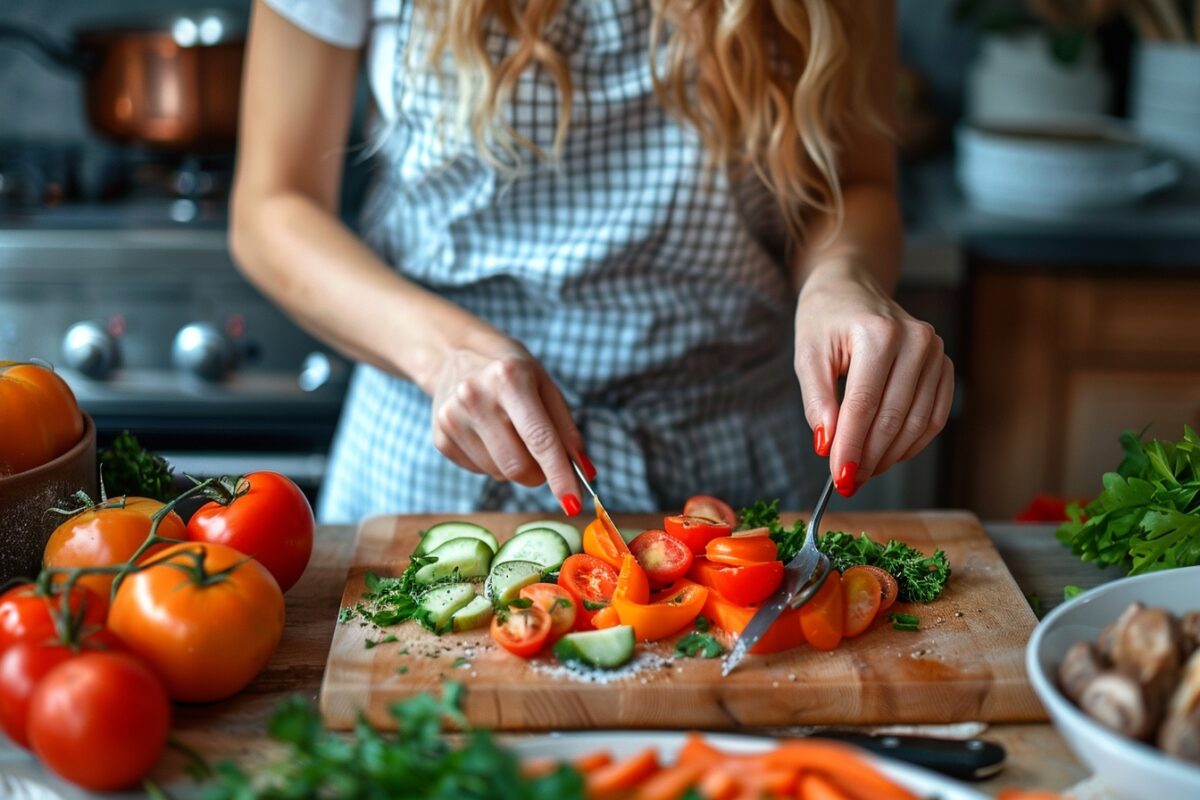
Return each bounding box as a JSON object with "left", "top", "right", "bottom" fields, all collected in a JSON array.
[{"left": 414, "top": 0, "right": 883, "bottom": 235}]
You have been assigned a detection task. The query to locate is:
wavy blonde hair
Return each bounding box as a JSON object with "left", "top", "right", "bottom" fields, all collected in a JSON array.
[{"left": 413, "top": 0, "right": 884, "bottom": 235}]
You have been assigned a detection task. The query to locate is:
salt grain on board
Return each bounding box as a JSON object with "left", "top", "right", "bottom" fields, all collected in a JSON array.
[{"left": 529, "top": 650, "right": 672, "bottom": 684}]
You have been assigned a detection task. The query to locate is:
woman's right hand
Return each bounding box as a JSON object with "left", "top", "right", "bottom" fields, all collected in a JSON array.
[{"left": 429, "top": 332, "right": 591, "bottom": 516}]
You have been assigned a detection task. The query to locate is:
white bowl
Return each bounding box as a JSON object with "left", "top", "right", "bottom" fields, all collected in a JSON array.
[{"left": 1026, "top": 566, "right": 1200, "bottom": 799}]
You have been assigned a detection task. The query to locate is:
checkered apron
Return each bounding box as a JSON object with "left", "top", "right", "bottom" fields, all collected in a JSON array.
[{"left": 319, "top": 0, "right": 813, "bottom": 521}]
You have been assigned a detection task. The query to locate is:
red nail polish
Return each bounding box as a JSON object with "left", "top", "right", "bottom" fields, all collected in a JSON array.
[
  {"left": 561, "top": 493, "right": 582, "bottom": 517},
  {"left": 577, "top": 450, "right": 597, "bottom": 481},
  {"left": 813, "top": 425, "right": 830, "bottom": 457},
  {"left": 835, "top": 462, "right": 858, "bottom": 497}
]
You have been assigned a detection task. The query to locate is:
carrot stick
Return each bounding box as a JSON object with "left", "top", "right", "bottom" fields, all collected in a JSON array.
[
  {"left": 763, "top": 741, "right": 917, "bottom": 800},
  {"left": 696, "top": 766, "right": 740, "bottom": 800},
  {"left": 799, "top": 773, "right": 855, "bottom": 800},
  {"left": 573, "top": 751, "right": 615, "bottom": 774},
  {"left": 633, "top": 761, "right": 706, "bottom": 800},
  {"left": 677, "top": 732, "right": 724, "bottom": 765},
  {"left": 587, "top": 748, "right": 661, "bottom": 797}
]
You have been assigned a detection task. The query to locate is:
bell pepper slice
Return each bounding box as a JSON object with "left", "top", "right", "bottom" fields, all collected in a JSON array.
[
  {"left": 702, "top": 586, "right": 806, "bottom": 655},
  {"left": 583, "top": 518, "right": 630, "bottom": 570},
  {"left": 612, "top": 555, "right": 707, "bottom": 641},
  {"left": 688, "top": 557, "right": 784, "bottom": 606},
  {"left": 798, "top": 570, "right": 844, "bottom": 651}
]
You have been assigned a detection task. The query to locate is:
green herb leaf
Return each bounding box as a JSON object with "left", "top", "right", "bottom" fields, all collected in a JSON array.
[
  {"left": 364, "top": 634, "right": 398, "bottom": 650},
  {"left": 1063, "top": 584, "right": 1084, "bottom": 601},
  {"left": 675, "top": 632, "right": 725, "bottom": 659},
  {"left": 98, "top": 431, "right": 176, "bottom": 502},
  {"left": 581, "top": 599, "right": 608, "bottom": 611},
  {"left": 452, "top": 656, "right": 470, "bottom": 669},
  {"left": 888, "top": 612, "right": 920, "bottom": 632},
  {"left": 694, "top": 614, "right": 710, "bottom": 633}
]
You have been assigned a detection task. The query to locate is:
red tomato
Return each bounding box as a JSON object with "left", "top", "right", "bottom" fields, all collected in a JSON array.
[
  {"left": 558, "top": 554, "right": 619, "bottom": 630},
  {"left": 490, "top": 605, "right": 553, "bottom": 658},
  {"left": 0, "top": 629, "right": 124, "bottom": 749},
  {"left": 519, "top": 583, "right": 577, "bottom": 640},
  {"left": 683, "top": 495, "right": 737, "bottom": 528},
  {"left": 662, "top": 515, "right": 731, "bottom": 554},
  {"left": 845, "top": 565, "right": 899, "bottom": 614},
  {"left": 186, "top": 471, "right": 314, "bottom": 593},
  {"left": 842, "top": 568, "right": 884, "bottom": 637},
  {"left": 27, "top": 651, "right": 170, "bottom": 791},
  {"left": 798, "top": 571, "right": 844, "bottom": 651},
  {"left": 629, "top": 529, "right": 693, "bottom": 587},
  {"left": 688, "top": 557, "right": 784, "bottom": 606},
  {"left": 705, "top": 535, "right": 778, "bottom": 567},
  {"left": 0, "top": 583, "right": 108, "bottom": 652}
]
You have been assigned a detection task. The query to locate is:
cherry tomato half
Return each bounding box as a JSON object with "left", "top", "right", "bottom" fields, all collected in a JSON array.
[
  {"left": 629, "top": 530, "right": 693, "bottom": 587},
  {"left": 663, "top": 515, "right": 731, "bottom": 555},
  {"left": 683, "top": 495, "right": 737, "bottom": 528},
  {"left": 490, "top": 605, "right": 552, "bottom": 658},
  {"left": 558, "top": 554, "right": 619, "bottom": 630},
  {"left": 687, "top": 557, "right": 784, "bottom": 607},
  {"left": 705, "top": 535, "right": 778, "bottom": 567},
  {"left": 841, "top": 567, "right": 884, "bottom": 638},
  {"left": 519, "top": 583, "right": 577, "bottom": 640},
  {"left": 845, "top": 565, "right": 899, "bottom": 614}
]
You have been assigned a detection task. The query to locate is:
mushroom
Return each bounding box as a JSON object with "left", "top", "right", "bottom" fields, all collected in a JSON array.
[
  {"left": 1167, "top": 649, "right": 1200, "bottom": 719},
  {"left": 1080, "top": 671, "right": 1158, "bottom": 740},
  {"left": 1111, "top": 606, "right": 1182, "bottom": 710},
  {"left": 1098, "top": 601, "right": 1144, "bottom": 662},
  {"left": 1180, "top": 611, "right": 1200, "bottom": 658},
  {"left": 1060, "top": 640, "right": 1106, "bottom": 704},
  {"left": 1158, "top": 706, "right": 1200, "bottom": 764}
]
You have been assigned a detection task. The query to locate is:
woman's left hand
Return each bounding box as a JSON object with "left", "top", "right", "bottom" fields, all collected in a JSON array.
[{"left": 793, "top": 261, "right": 953, "bottom": 497}]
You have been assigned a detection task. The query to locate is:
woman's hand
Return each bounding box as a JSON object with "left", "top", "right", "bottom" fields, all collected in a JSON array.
[
  {"left": 793, "top": 261, "right": 953, "bottom": 497},
  {"left": 427, "top": 329, "right": 591, "bottom": 515}
]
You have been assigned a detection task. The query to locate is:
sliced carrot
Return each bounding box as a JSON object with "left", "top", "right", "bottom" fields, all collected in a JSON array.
[
  {"left": 696, "top": 765, "right": 740, "bottom": 800},
  {"left": 798, "top": 773, "right": 855, "bottom": 800},
  {"left": 632, "top": 761, "right": 705, "bottom": 800},
  {"left": 520, "top": 757, "right": 558, "bottom": 779},
  {"left": 573, "top": 750, "right": 615, "bottom": 774},
  {"left": 587, "top": 748, "right": 661, "bottom": 796},
  {"left": 763, "top": 741, "right": 917, "bottom": 800},
  {"left": 752, "top": 766, "right": 799, "bottom": 795},
  {"left": 841, "top": 568, "right": 882, "bottom": 638},
  {"left": 996, "top": 792, "right": 1063, "bottom": 800},
  {"left": 677, "top": 732, "right": 724, "bottom": 765}
]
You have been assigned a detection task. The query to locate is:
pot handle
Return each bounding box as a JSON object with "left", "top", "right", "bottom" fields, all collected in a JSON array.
[
  {"left": 0, "top": 23, "right": 93, "bottom": 72},
  {"left": 1130, "top": 156, "right": 1183, "bottom": 197}
]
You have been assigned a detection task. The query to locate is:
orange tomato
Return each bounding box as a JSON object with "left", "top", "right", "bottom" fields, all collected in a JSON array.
[
  {"left": 841, "top": 566, "right": 884, "bottom": 637},
  {"left": 43, "top": 497, "right": 184, "bottom": 599},
  {"left": 612, "top": 555, "right": 707, "bottom": 641},
  {"left": 519, "top": 583, "right": 576, "bottom": 639},
  {"left": 108, "top": 542, "right": 285, "bottom": 702},
  {"left": 798, "top": 571, "right": 844, "bottom": 651},
  {"left": 582, "top": 518, "right": 629, "bottom": 570},
  {"left": 704, "top": 535, "right": 778, "bottom": 567},
  {"left": 0, "top": 361, "right": 83, "bottom": 476}
]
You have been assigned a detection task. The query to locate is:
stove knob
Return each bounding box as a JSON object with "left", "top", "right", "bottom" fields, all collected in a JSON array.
[
  {"left": 172, "top": 322, "right": 235, "bottom": 381},
  {"left": 61, "top": 322, "right": 119, "bottom": 380}
]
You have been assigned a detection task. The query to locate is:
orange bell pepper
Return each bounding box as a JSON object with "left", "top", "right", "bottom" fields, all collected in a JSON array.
[
  {"left": 798, "top": 571, "right": 844, "bottom": 651},
  {"left": 591, "top": 604, "right": 621, "bottom": 629},
  {"left": 583, "top": 518, "right": 630, "bottom": 570},
  {"left": 612, "top": 555, "right": 707, "bottom": 641},
  {"left": 702, "top": 586, "right": 806, "bottom": 655}
]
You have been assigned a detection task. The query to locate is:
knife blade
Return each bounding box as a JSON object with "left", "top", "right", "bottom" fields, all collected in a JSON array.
[
  {"left": 812, "top": 731, "right": 1007, "bottom": 782},
  {"left": 570, "top": 459, "right": 623, "bottom": 542}
]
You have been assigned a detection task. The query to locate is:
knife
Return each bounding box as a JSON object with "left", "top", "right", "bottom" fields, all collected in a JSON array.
[
  {"left": 812, "top": 731, "right": 1007, "bottom": 782},
  {"left": 570, "top": 458, "right": 623, "bottom": 542}
]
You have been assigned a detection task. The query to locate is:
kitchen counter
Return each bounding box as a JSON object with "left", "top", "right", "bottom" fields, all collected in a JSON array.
[{"left": 0, "top": 521, "right": 1116, "bottom": 798}]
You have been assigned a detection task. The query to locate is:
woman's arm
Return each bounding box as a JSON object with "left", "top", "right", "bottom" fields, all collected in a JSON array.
[
  {"left": 791, "top": 2, "right": 953, "bottom": 496},
  {"left": 230, "top": 1, "right": 587, "bottom": 512}
]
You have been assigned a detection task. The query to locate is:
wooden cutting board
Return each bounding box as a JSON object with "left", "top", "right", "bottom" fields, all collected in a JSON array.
[{"left": 320, "top": 511, "right": 1046, "bottom": 730}]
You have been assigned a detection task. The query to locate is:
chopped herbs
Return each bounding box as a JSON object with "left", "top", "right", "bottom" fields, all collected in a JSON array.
[
  {"left": 364, "top": 634, "right": 398, "bottom": 650},
  {"left": 452, "top": 657, "right": 471, "bottom": 669},
  {"left": 694, "top": 615, "right": 710, "bottom": 633},
  {"left": 397, "top": 665, "right": 409, "bottom": 675},
  {"left": 581, "top": 599, "right": 608, "bottom": 612},
  {"left": 339, "top": 560, "right": 454, "bottom": 634},
  {"left": 675, "top": 631, "right": 725, "bottom": 659},
  {"left": 1064, "top": 584, "right": 1084, "bottom": 601},
  {"left": 98, "top": 431, "right": 176, "bottom": 502},
  {"left": 889, "top": 612, "right": 920, "bottom": 632}
]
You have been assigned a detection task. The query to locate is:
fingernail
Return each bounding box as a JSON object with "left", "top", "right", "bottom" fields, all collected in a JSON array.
[
  {"left": 813, "top": 425, "right": 830, "bottom": 457},
  {"left": 561, "top": 493, "right": 582, "bottom": 517},
  {"left": 577, "top": 450, "right": 597, "bottom": 481},
  {"left": 835, "top": 462, "right": 858, "bottom": 497}
]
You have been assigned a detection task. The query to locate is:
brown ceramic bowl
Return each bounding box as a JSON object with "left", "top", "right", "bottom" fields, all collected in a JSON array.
[{"left": 0, "top": 414, "right": 97, "bottom": 584}]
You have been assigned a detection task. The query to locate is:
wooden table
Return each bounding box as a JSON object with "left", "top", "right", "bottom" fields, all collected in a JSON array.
[{"left": 0, "top": 522, "right": 1118, "bottom": 798}]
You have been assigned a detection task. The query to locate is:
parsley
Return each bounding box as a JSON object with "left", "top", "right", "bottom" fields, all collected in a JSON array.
[
  {"left": 364, "top": 634, "right": 398, "bottom": 650},
  {"left": 198, "top": 683, "right": 585, "bottom": 800},
  {"left": 1056, "top": 426, "right": 1200, "bottom": 575},
  {"left": 340, "top": 560, "right": 443, "bottom": 634},
  {"left": 98, "top": 431, "right": 176, "bottom": 502},
  {"left": 550, "top": 597, "right": 573, "bottom": 613},
  {"left": 675, "top": 632, "right": 725, "bottom": 659},
  {"left": 739, "top": 499, "right": 806, "bottom": 561},
  {"left": 694, "top": 615, "right": 710, "bottom": 633},
  {"left": 1064, "top": 584, "right": 1084, "bottom": 601},
  {"left": 581, "top": 599, "right": 608, "bottom": 612},
  {"left": 889, "top": 612, "right": 920, "bottom": 632},
  {"left": 397, "top": 665, "right": 410, "bottom": 675}
]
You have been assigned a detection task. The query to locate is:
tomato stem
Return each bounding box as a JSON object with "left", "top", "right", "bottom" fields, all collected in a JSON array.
[{"left": 191, "top": 474, "right": 250, "bottom": 506}]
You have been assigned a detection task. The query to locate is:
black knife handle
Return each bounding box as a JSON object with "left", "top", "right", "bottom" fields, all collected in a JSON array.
[{"left": 814, "top": 732, "right": 1006, "bottom": 782}]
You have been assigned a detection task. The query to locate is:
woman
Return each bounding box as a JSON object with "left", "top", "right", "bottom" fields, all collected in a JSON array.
[{"left": 231, "top": 0, "right": 953, "bottom": 521}]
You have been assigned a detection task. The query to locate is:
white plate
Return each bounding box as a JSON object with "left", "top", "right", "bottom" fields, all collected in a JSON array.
[
  {"left": 509, "top": 730, "right": 989, "bottom": 800},
  {"left": 1026, "top": 565, "right": 1200, "bottom": 800}
]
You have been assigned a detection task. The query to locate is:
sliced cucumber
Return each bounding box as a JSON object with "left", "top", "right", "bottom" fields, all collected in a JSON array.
[
  {"left": 515, "top": 520, "right": 583, "bottom": 554},
  {"left": 450, "top": 594, "right": 493, "bottom": 632},
  {"left": 484, "top": 560, "right": 544, "bottom": 605},
  {"left": 618, "top": 527, "right": 642, "bottom": 545},
  {"left": 413, "top": 538, "right": 493, "bottom": 585},
  {"left": 416, "top": 583, "right": 476, "bottom": 632},
  {"left": 415, "top": 522, "right": 499, "bottom": 556},
  {"left": 554, "top": 625, "right": 636, "bottom": 669},
  {"left": 493, "top": 529, "right": 570, "bottom": 571}
]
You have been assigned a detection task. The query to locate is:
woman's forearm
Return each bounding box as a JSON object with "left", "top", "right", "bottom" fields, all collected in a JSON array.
[
  {"left": 229, "top": 189, "right": 495, "bottom": 394},
  {"left": 792, "top": 183, "right": 903, "bottom": 296}
]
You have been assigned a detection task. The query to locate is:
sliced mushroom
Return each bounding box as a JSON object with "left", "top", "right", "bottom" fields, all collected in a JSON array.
[
  {"left": 1158, "top": 706, "right": 1200, "bottom": 764},
  {"left": 1098, "top": 601, "right": 1144, "bottom": 662},
  {"left": 1168, "top": 649, "right": 1200, "bottom": 718},
  {"left": 1111, "top": 606, "right": 1182, "bottom": 697},
  {"left": 1180, "top": 611, "right": 1200, "bottom": 658},
  {"left": 1080, "top": 671, "right": 1158, "bottom": 740},
  {"left": 1060, "top": 640, "right": 1105, "bottom": 704}
]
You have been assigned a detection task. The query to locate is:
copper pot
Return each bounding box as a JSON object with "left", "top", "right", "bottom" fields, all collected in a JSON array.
[{"left": 0, "top": 11, "right": 244, "bottom": 153}]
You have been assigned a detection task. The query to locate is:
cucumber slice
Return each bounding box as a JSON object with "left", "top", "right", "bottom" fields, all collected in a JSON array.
[
  {"left": 450, "top": 594, "right": 493, "bottom": 632},
  {"left": 484, "top": 560, "right": 544, "bottom": 605},
  {"left": 554, "top": 625, "right": 636, "bottom": 669},
  {"left": 413, "top": 538, "right": 493, "bottom": 585},
  {"left": 618, "top": 527, "right": 642, "bottom": 545},
  {"left": 416, "top": 583, "right": 476, "bottom": 632},
  {"left": 515, "top": 520, "right": 582, "bottom": 554},
  {"left": 414, "top": 522, "right": 499, "bottom": 556},
  {"left": 493, "top": 529, "right": 570, "bottom": 571}
]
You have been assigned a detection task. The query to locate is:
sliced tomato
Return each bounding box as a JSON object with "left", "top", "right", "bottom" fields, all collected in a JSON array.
[
  {"left": 663, "top": 515, "right": 731, "bottom": 554},
  {"left": 683, "top": 495, "right": 737, "bottom": 528},
  {"left": 558, "top": 554, "right": 619, "bottom": 631},
  {"left": 849, "top": 565, "right": 899, "bottom": 613},
  {"left": 705, "top": 535, "right": 778, "bottom": 567},
  {"left": 841, "top": 567, "right": 883, "bottom": 638},
  {"left": 629, "top": 530, "right": 693, "bottom": 587},
  {"left": 798, "top": 571, "right": 844, "bottom": 651},
  {"left": 703, "top": 588, "right": 805, "bottom": 655},
  {"left": 519, "top": 583, "right": 576, "bottom": 640},
  {"left": 582, "top": 519, "right": 629, "bottom": 570},
  {"left": 688, "top": 557, "right": 784, "bottom": 607},
  {"left": 612, "top": 556, "right": 707, "bottom": 641},
  {"left": 490, "top": 605, "right": 552, "bottom": 658}
]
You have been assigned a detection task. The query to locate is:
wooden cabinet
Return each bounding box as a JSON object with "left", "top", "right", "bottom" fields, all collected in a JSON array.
[{"left": 959, "top": 268, "right": 1200, "bottom": 518}]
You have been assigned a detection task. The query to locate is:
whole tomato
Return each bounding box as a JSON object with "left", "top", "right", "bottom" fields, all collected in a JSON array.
[
  {"left": 0, "top": 582, "right": 109, "bottom": 652},
  {"left": 186, "top": 472, "right": 314, "bottom": 593},
  {"left": 43, "top": 497, "right": 185, "bottom": 599},
  {"left": 109, "top": 541, "right": 285, "bottom": 702},
  {"left": 27, "top": 651, "right": 170, "bottom": 791},
  {"left": 0, "top": 361, "right": 83, "bottom": 476},
  {"left": 0, "top": 628, "right": 124, "bottom": 748}
]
